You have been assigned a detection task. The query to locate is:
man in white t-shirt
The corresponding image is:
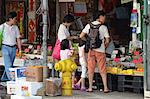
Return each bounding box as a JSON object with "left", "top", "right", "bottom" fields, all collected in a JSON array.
[
  {"left": 0, "top": 11, "right": 22, "bottom": 82},
  {"left": 80, "top": 10, "right": 110, "bottom": 93}
]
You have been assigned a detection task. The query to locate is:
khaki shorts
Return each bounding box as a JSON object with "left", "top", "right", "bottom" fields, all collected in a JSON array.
[{"left": 87, "top": 50, "right": 106, "bottom": 74}]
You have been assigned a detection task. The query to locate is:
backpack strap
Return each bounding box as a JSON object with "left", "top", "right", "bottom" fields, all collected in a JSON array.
[{"left": 89, "top": 22, "right": 101, "bottom": 29}]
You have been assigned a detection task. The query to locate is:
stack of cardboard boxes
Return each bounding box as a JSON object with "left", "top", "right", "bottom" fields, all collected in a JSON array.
[
  {"left": 7, "top": 66, "right": 44, "bottom": 99},
  {"left": 8, "top": 65, "right": 62, "bottom": 99}
]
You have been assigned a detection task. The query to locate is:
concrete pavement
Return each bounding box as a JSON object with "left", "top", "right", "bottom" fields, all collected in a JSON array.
[
  {"left": 44, "top": 90, "right": 143, "bottom": 99},
  {"left": 0, "top": 85, "right": 144, "bottom": 99}
]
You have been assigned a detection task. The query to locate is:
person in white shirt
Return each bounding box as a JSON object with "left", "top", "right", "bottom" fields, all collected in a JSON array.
[
  {"left": 58, "top": 14, "right": 77, "bottom": 42},
  {"left": 80, "top": 10, "right": 110, "bottom": 93},
  {"left": 52, "top": 14, "right": 78, "bottom": 61},
  {"left": 0, "top": 11, "right": 22, "bottom": 81},
  {"left": 74, "top": 38, "right": 87, "bottom": 91},
  {"left": 60, "top": 39, "right": 73, "bottom": 60}
]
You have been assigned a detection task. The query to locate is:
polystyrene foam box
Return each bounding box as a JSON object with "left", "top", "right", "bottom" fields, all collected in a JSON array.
[
  {"left": 16, "top": 81, "right": 43, "bottom": 96},
  {"left": 7, "top": 81, "right": 17, "bottom": 95},
  {"left": 9, "top": 67, "right": 26, "bottom": 81},
  {"left": 11, "top": 95, "right": 42, "bottom": 99}
]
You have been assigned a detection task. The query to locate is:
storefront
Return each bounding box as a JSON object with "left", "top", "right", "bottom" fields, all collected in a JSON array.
[
  {"left": 0, "top": 0, "right": 56, "bottom": 44},
  {"left": 0, "top": 0, "right": 148, "bottom": 98},
  {"left": 57, "top": 0, "right": 145, "bottom": 93}
]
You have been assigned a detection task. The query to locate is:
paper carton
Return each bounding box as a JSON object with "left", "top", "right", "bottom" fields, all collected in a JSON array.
[
  {"left": 45, "top": 78, "right": 61, "bottom": 96},
  {"left": 26, "top": 66, "right": 43, "bottom": 82}
]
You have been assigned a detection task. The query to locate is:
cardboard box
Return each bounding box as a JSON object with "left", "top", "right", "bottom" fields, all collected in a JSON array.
[
  {"left": 45, "top": 78, "right": 62, "bottom": 96},
  {"left": 17, "top": 81, "right": 43, "bottom": 96},
  {"left": 9, "top": 67, "right": 26, "bottom": 81},
  {"left": 7, "top": 81, "right": 17, "bottom": 95},
  {"left": 26, "top": 66, "right": 43, "bottom": 82},
  {"left": 11, "top": 95, "right": 42, "bottom": 99}
]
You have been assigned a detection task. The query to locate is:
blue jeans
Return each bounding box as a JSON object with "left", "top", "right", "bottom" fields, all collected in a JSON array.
[{"left": 1, "top": 45, "right": 16, "bottom": 81}]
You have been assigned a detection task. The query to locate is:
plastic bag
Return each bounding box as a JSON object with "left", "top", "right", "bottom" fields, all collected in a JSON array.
[
  {"left": 52, "top": 39, "right": 61, "bottom": 60},
  {"left": 0, "top": 24, "right": 4, "bottom": 50}
]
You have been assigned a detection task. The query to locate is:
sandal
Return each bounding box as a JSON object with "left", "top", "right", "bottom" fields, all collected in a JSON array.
[
  {"left": 80, "top": 87, "right": 86, "bottom": 91},
  {"left": 73, "top": 84, "right": 80, "bottom": 90},
  {"left": 86, "top": 89, "right": 93, "bottom": 92},
  {"left": 104, "top": 90, "right": 111, "bottom": 93}
]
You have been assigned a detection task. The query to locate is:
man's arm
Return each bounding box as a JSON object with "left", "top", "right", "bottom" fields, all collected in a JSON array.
[
  {"left": 104, "top": 37, "right": 110, "bottom": 48},
  {"left": 67, "top": 35, "right": 78, "bottom": 40},
  {"left": 80, "top": 32, "right": 86, "bottom": 38},
  {"left": 80, "top": 24, "right": 89, "bottom": 39},
  {"left": 101, "top": 25, "right": 110, "bottom": 48},
  {"left": 17, "top": 38, "right": 22, "bottom": 52}
]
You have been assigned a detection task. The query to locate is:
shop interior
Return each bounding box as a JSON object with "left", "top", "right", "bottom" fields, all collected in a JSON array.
[{"left": 0, "top": 0, "right": 144, "bottom": 97}]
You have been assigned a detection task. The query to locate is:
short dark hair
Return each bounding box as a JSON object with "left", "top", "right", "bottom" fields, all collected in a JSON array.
[
  {"left": 6, "top": 11, "right": 17, "bottom": 21},
  {"left": 61, "top": 39, "right": 70, "bottom": 50},
  {"left": 63, "top": 14, "right": 74, "bottom": 23},
  {"left": 93, "top": 10, "right": 106, "bottom": 21},
  {"left": 78, "top": 38, "right": 86, "bottom": 47}
]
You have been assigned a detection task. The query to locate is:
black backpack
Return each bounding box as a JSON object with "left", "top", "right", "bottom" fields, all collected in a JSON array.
[{"left": 85, "top": 23, "right": 102, "bottom": 52}]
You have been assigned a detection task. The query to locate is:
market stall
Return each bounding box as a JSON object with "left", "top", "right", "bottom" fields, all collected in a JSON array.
[
  {"left": 70, "top": 0, "right": 144, "bottom": 93},
  {"left": 0, "top": 0, "right": 145, "bottom": 98}
]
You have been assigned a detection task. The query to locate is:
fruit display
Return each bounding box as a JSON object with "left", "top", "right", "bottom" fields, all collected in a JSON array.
[{"left": 106, "top": 47, "right": 143, "bottom": 76}]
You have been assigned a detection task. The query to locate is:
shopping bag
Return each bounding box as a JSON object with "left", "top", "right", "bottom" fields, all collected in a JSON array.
[
  {"left": 0, "top": 32, "right": 3, "bottom": 49},
  {"left": 52, "top": 39, "right": 61, "bottom": 60},
  {"left": 0, "top": 24, "right": 4, "bottom": 50}
]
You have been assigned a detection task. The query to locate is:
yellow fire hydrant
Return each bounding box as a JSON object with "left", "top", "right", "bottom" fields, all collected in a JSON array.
[{"left": 55, "top": 59, "right": 77, "bottom": 96}]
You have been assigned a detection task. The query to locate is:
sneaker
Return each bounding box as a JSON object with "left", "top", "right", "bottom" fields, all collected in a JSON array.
[{"left": 0, "top": 82, "right": 7, "bottom": 87}]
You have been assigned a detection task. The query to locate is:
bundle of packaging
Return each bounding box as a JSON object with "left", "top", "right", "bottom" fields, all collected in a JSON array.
[
  {"left": 7, "top": 66, "right": 44, "bottom": 99},
  {"left": 45, "top": 78, "right": 62, "bottom": 96}
]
